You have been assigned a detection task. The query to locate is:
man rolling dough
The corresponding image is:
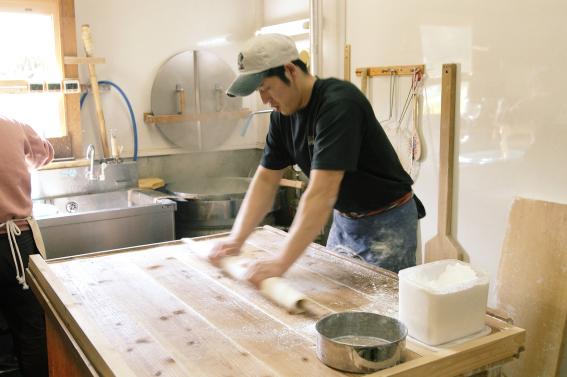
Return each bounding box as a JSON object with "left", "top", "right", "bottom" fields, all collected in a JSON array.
[{"left": 209, "top": 34, "right": 425, "bottom": 286}]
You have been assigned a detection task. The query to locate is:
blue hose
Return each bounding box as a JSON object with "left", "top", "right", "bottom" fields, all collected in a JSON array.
[{"left": 80, "top": 80, "right": 138, "bottom": 161}]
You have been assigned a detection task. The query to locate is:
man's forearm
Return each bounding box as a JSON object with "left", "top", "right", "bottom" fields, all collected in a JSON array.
[
  {"left": 230, "top": 170, "right": 281, "bottom": 243},
  {"left": 277, "top": 183, "right": 337, "bottom": 268}
]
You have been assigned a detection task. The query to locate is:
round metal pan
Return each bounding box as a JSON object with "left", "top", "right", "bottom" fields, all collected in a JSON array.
[{"left": 315, "top": 312, "right": 407, "bottom": 373}]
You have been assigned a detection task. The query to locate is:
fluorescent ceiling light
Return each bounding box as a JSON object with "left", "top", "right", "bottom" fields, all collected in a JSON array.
[{"left": 256, "top": 19, "right": 309, "bottom": 37}]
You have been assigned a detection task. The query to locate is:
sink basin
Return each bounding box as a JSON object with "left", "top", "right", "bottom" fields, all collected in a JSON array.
[
  {"left": 34, "top": 190, "right": 158, "bottom": 216},
  {"left": 33, "top": 189, "right": 176, "bottom": 259}
]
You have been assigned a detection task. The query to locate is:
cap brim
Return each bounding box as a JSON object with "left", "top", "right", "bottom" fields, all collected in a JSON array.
[{"left": 226, "top": 71, "right": 266, "bottom": 97}]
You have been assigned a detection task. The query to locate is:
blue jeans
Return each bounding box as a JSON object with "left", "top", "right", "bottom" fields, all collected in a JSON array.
[{"left": 326, "top": 199, "right": 418, "bottom": 273}]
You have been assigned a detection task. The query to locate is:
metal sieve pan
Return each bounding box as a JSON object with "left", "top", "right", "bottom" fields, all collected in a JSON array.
[{"left": 315, "top": 311, "right": 407, "bottom": 373}]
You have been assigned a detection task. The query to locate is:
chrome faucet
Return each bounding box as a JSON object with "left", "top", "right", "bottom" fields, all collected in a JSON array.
[
  {"left": 86, "top": 144, "right": 96, "bottom": 180},
  {"left": 85, "top": 144, "right": 107, "bottom": 181}
]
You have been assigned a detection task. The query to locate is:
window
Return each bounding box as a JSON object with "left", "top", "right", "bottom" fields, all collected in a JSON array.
[
  {"left": 0, "top": 0, "right": 81, "bottom": 160},
  {"left": 0, "top": 2, "right": 64, "bottom": 137}
]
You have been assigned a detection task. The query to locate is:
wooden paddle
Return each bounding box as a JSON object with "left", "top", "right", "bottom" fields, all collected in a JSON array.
[{"left": 424, "top": 64, "right": 465, "bottom": 262}]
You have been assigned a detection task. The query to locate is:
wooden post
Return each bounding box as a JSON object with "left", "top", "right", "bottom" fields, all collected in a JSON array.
[
  {"left": 59, "top": 0, "right": 83, "bottom": 158},
  {"left": 343, "top": 44, "right": 351, "bottom": 81}
]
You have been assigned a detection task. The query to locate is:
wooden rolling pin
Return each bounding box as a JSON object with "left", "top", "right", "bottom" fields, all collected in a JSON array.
[
  {"left": 81, "top": 24, "right": 110, "bottom": 158},
  {"left": 220, "top": 256, "right": 302, "bottom": 312},
  {"left": 219, "top": 255, "right": 325, "bottom": 315},
  {"left": 183, "top": 239, "right": 326, "bottom": 316}
]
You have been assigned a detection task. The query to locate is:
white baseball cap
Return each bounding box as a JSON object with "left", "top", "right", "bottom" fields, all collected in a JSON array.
[{"left": 226, "top": 33, "right": 299, "bottom": 97}]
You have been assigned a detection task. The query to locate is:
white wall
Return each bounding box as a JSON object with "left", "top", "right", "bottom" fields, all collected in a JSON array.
[
  {"left": 74, "top": 0, "right": 264, "bottom": 158},
  {"left": 263, "top": 0, "right": 308, "bottom": 25},
  {"left": 322, "top": 0, "right": 567, "bottom": 306},
  {"left": 75, "top": 0, "right": 567, "bottom": 310}
]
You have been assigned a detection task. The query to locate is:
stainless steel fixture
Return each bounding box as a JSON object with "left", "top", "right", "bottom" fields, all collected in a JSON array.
[
  {"left": 240, "top": 109, "right": 273, "bottom": 136},
  {"left": 166, "top": 177, "right": 282, "bottom": 238},
  {"left": 86, "top": 144, "right": 96, "bottom": 180},
  {"left": 33, "top": 189, "right": 176, "bottom": 259},
  {"left": 85, "top": 144, "right": 108, "bottom": 181}
]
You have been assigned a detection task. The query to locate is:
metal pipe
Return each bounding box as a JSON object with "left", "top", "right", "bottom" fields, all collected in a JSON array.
[
  {"left": 241, "top": 109, "right": 273, "bottom": 136},
  {"left": 309, "top": 0, "right": 321, "bottom": 76},
  {"left": 193, "top": 51, "right": 202, "bottom": 150}
]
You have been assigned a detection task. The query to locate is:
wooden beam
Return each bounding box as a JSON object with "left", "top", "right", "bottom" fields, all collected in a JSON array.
[
  {"left": 343, "top": 44, "right": 351, "bottom": 81},
  {"left": 144, "top": 109, "right": 252, "bottom": 125},
  {"left": 64, "top": 56, "right": 106, "bottom": 65},
  {"left": 40, "top": 159, "right": 89, "bottom": 170},
  {"left": 0, "top": 80, "right": 28, "bottom": 93},
  {"left": 58, "top": 0, "right": 83, "bottom": 159}
]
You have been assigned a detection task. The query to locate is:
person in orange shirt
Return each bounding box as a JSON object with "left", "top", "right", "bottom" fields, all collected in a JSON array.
[{"left": 0, "top": 115, "right": 53, "bottom": 377}]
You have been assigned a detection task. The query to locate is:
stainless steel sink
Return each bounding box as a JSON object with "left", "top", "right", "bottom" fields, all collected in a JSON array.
[{"left": 33, "top": 189, "right": 176, "bottom": 259}]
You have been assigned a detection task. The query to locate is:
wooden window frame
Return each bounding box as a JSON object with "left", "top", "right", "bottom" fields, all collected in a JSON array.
[{"left": 52, "top": 0, "right": 82, "bottom": 160}]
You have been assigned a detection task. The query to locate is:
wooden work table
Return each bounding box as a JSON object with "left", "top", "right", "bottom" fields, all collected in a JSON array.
[{"left": 27, "top": 226, "right": 524, "bottom": 376}]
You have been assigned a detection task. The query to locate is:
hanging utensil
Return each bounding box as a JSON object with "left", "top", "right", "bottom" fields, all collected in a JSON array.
[
  {"left": 379, "top": 70, "right": 396, "bottom": 124},
  {"left": 411, "top": 69, "right": 424, "bottom": 162},
  {"left": 398, "top": 75, "right": 415, "bottom": 125},
  {"left": 360, "top": 68, "right": 369, "bottom": 96}
]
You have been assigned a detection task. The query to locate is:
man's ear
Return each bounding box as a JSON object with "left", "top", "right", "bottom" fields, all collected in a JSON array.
[{"left": 284, "top": 63, "right": 295, "bottom": 81}]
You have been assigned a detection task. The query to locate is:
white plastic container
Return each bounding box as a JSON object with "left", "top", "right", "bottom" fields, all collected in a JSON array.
[{"left": 398, "top": 259, "right": 489, "bottom": 346}]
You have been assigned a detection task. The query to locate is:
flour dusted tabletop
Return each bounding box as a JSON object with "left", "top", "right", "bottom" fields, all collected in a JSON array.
[{"left": 27, "top": 226, "right": 524, "bottom": 377}]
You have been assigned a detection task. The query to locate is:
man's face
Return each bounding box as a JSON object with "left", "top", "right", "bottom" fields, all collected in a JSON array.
[{"left": 257, "top": 70, "right": 301, "bottom": 115}]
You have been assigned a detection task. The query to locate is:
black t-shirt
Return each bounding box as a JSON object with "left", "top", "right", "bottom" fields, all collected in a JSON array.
[{"left": 261, "top": 77, "right": 415, "bottom": 213}]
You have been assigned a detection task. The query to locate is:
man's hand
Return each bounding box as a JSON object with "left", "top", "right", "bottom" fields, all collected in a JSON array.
[
  {"left": 245, "top": 256, "right": 290, "bottom": 287},
  {"left": 208, "top": 239, "right": 243, "bottom": 267}
]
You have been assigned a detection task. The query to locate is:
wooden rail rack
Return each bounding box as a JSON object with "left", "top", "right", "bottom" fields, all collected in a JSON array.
[
  {"left": 355, "top": 65, "right": 425, "bottom": 77},
  {"left": 354, "top": 64, "right": 425, "bottom": 97}
]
